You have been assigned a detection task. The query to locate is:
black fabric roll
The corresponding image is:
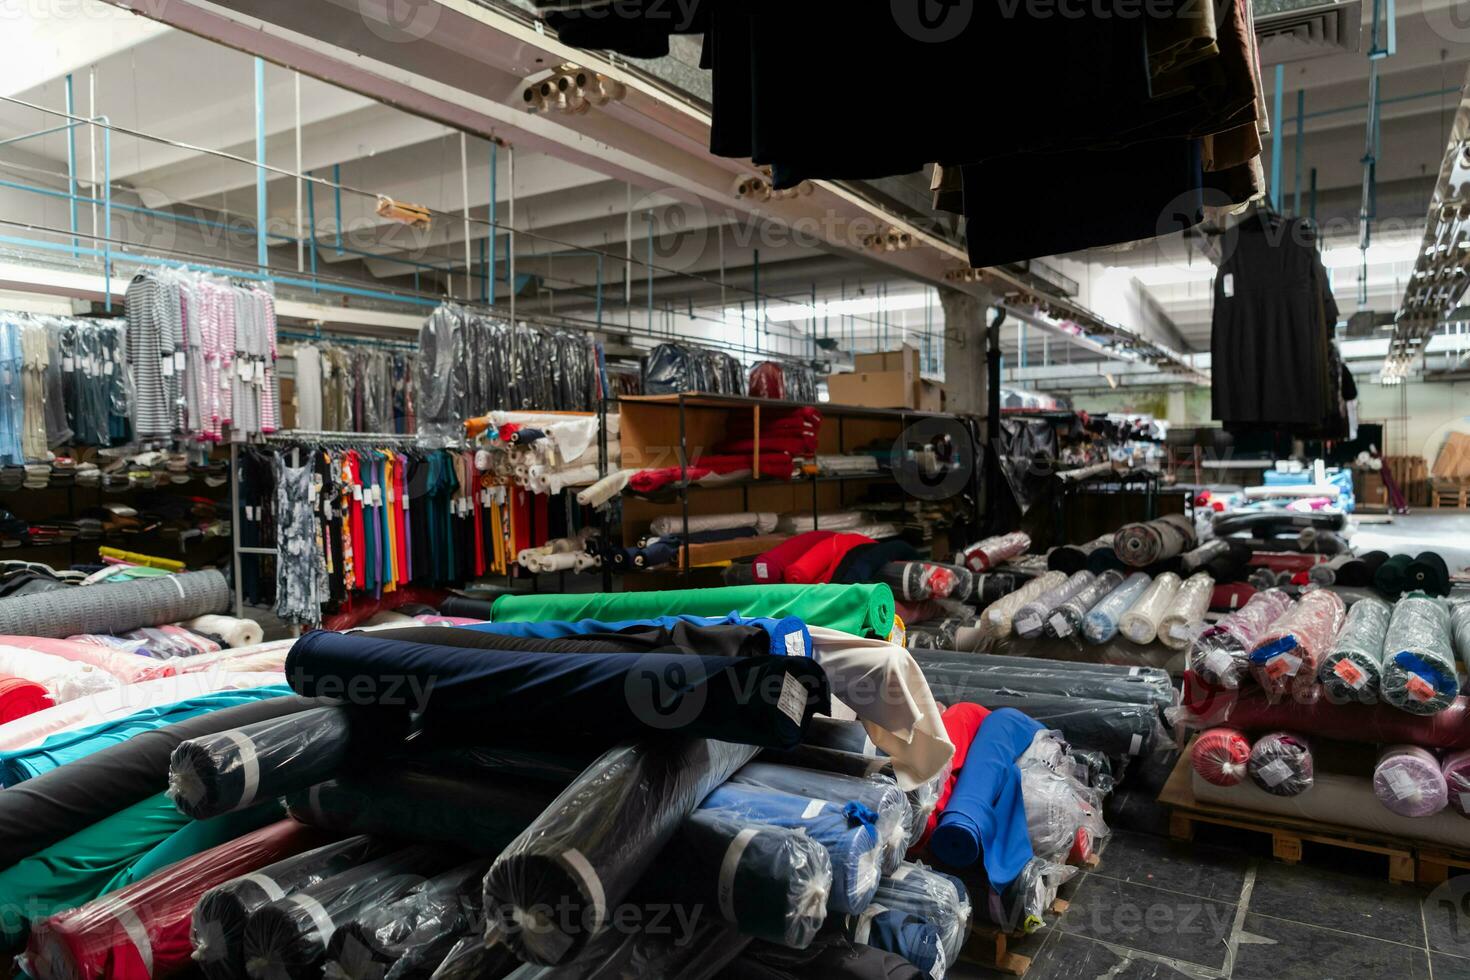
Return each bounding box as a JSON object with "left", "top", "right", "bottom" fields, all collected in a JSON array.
[
  {"left": 323, "top": 859, "right": 493, "bottom": 980},
  {"left": 759, "top": 744, "right": 892, "bottom": 781},
  {"left": 831, "top": 539, "right": 921, "bottom": 586},
  {"left": 483, "top": 738, "right": 757, "bottom": 966},
  {"left": 1375, "top": 553, "right": 1414, "bottom": 597},
  {"left": 287, "top": 630, "right": 830, "bottom": 750},
  {"left": 193, "top": 835, "right": 389, "bottom": 980},
  {"left": 242, "top": 845, "right": 459, "bottom": 980},
  {"left": 1315, "top": 550, "right": 1389, "bottom": 587},
  {"left": 720, "top": 940, "right": 930, "bottom": 980},
  {"left": 437, "top": 596, "right": 499, "bottom": 619},
  {"left": 1204, "top": 540, "right": 1254, "bottom": 582},
  {"left": 423, "top": 937, "right": 521, "bottom": 980},
  {"left": 913, "top": 656, "right": 1176, "bottom": 707},
  {"left": 1407, "top": 551, "right": 1451, "bottom": 597},
  {"left": 921, "top": 683, "right": 1159, "bottom": 757},
  {"left": 169, "top": 705, "right": 373, "bottom": 819},
  {"left": 799, "top": 717, "right": 877, "bottom": 756},
  {"left": 974, "top": 572, "right": 1024, "bottom": 606},
  {"left": 1048, "top": 536, "right": 1113, "bottom": 575},
  {"left": 1212, "top": 510, "right": 1346, "bottom": 537},
  {"left": 0, "top": 695, "right": 324, "bottom": 869},
  {"left": 1085, "top": 543, "right": 1126, "bottom": 575},
  {"left": 368, "top": 622, "right": 780, "bottom": 659}
]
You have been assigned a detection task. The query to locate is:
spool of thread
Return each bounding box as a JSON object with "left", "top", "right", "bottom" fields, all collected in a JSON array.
[
  {"left": 1317, "top": 597, "right": 1392, "bottom": 704},
  {"left": 1247, "top": 732, "right": 1313, "bottom": 797},
  {"left": 1441, "top": 749, "right": 1470, "bottom": 818},
  {"left": 1191, "top": 728, "right": 1251, "bottom": 787},
  {"left": 1373, "top": 745, "right": 1448, "bottom": 817}
]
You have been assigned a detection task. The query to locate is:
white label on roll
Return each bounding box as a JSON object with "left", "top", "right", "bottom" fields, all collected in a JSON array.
[
  {"left": 755, "top": 562, "right": 769, "bottom": 579},
  {"left": 1257, "top": 759, "right": 1292, "bottom": 787},
  {"left": 1128, "top": 733, "right": 1143, "bottom": 755},
  {"left": 801, "top": 799, "right": 826, "bottom": 819},
  {"left": 1169, "top": 624, "right": 1190, "bottom": 641},
  {"left": 892, "top": 866, "right": 912, "bottom": 881},
  {"left": 1386, "top": 768, "right": 1417, "bottom": 800},
  {"left": 853, "top": 903, "right": 888, "bottom": 946},
  {"left": 1204, "top": 650, "right": 1234, "bottom": 676},
  {"left": 777, "top": 673, "right": 806, "bottom": 725},
  {"left": 782, "top": 631, "right": 806, "bottom": 657},
  {"left": 1230, "top": 592, "right": 1241, "bottom": 609},
  {"left": 241, "top": 873, "right": 285, "bottom": 901},
  {"left": 220, "top": 729, "right": 262, "bottom": 807},
  {"left": 717, "top": 828, "right": 759, "bottom": 922},
  {"left": 290, "top": 893, "right": 337, "bottom": 944},
  {"left": 111, "top": 901, "right": 154, "bottom": 975},
  {"left": 1016, "top": 615, "right": 1041, "bottom": 635},
  {"left": 560, "top": 849, "right": 606, "bottom": 933},
  {"left": 1129, "top": 667, "right": 1142, "bottom": 676},
  {"left": 1049, "top": 613, "right": 1071, "bottom": 637}
]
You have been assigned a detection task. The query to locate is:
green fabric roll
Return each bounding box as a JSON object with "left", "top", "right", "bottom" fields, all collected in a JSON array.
[
  {"left": 100, "top": 800, "right": 285, "bottom": 893},
  {"left": 0, "top": 793, "right": 187, "bottom": 950},
  {"left": 489, "top": 584, "right": 897, "bottom": 638}
]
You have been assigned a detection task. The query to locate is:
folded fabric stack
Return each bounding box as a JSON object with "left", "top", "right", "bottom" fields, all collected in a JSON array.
[{"left": 626, "top": 406, "right": 821, "bottom": 494}]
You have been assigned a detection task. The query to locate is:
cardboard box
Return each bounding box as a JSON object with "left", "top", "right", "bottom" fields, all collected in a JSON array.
[
  {"left": 854, "top": 346, "right": 920, "bottom": 377},
  {"left": 915, "top": 379, "right": 944, "bottom": 413},
  {"left": 826, "top": 370, "right": 917, "bottom": 409}
]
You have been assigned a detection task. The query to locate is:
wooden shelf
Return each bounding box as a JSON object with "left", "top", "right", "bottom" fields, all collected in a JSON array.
[
  {"left": 617, "top": 392, "right": 958, "bottom": 420},
  {"left": 680, "top": 534, "right": 788, "bottom": 568}
]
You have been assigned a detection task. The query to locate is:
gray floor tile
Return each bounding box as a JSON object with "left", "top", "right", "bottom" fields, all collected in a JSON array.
[
  {"left": 1432, "top": 951, "right": 1470, "bottom": 980},
  {"left": 1422, "top": 878, "right": 1470, "bottom": 956},
  {"left": 1059, "top": 875, "right": 1234, "bottom": 969},
  {"left": 1232, "top": 912, "right": 1429, "bottom": 980},
  {"left": 1246, "top": 859, "right": 1426, "bottom": 945},
  {"left": 1093, "top": 829, "right": 1249, "bottom": 903},
  {"left": 1028, "top": 932, "right": 1220, "bottom": 980}
]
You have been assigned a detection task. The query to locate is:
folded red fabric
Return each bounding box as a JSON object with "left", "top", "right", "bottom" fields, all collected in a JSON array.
[
  {"left": 782, "top": 533, "right": 873, "bottom": 585},
  {"left": 0, "top": 675, "right": 50, "bottom": 724},
  {"left": 1209, "top": 582, "right": 1257, "bottom": 612},
  {"left": 715, "top": 436, "right": 819, "bottom": 456},
  {"left": 629, "top": 453, "right": 797, "bottom": 492},
  {"left": 752, "top": 531, "right": 838, "bottom": 583},
  {"left": 914, "top": 702, "right": 991, "bottom": 851}
]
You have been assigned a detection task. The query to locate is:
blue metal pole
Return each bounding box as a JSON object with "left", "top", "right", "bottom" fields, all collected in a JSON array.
[
  {"left": 64, "top": 75, "right": 78, "bottom": 258},
  {"left": 332, "top": 163, "right": 343, "bottom": 256},
  {"left": 254, "top": 58, "right": 268, "bottom": 271},
  {"left": 305, "top": 171, "right": 319, "bottom": 292},
  {"left": 479, "top": 236, "right": 487, "bottom": 302},
  {"left": 1270, "top": 63, "right": 1285, "bottom": 211},
  {"left": 1293, "top": 89, "right": 1305, "bottom": 216},
  {"left": 490, "top": 141, "right": 498, "bottom": 306}
]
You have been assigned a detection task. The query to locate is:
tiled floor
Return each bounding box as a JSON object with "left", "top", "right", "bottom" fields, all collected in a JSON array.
[{"left": 952, "top": 748, "right": 1470, "bottom": 980}]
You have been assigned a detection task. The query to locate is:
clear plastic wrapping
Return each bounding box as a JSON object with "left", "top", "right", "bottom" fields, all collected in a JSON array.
[
  {"left": 1119, "top": 572, "right": 1182, "bottom": 645},
  {"left": 1114, "top": 513, "right": 1196, "bottom": 567},
  {"left": 1248, "top": 588, "right": 1346, "bottom": 697},
  {"left": 1441, "top": 749, "right": 1470, "bottom": 818},
  {"left": 914, "top": 657, "right": 1177, "bottom": 708},
  {"left": 870, "top": 864, "right": 970, "bottom": 968},
  {"left": 1081, "top": 573, "right": 1151, "bottom": 645},
  {"left": 496, "top": 919, "right": 748, "bottom": 980},
  {"left": 1158, "top": 572, "right": 1215, "bottom": 651},
  {"left": 1014, "top": 571, "right": 1095, "bottom": 640},
  {"left": 1190, "top": 727, "right": 1252, "bottom": 787},
  {"left": 955, "top": 531, "right": 1031, "bottom": 573},
  {"left": 878, "top": 562, "right": 974, "bottom": 603},
  {"left": 1381, "top": 594, "right": 1458, "bottom": 716},
  {"left": 1018, "top": 733, "right": 1108, "bottom": 862},
  {"left": 1453, "top": 602, "right": 1470, "bottom": 675},
  {"left": 1180, "top": 539, "right": 1231, "bottom": 575},
  {"left": 979, "top": 858, "right": 1077, "bottom": 935},
  {"left": 1247, "top": 732, "right": 1312, "bottom": 797},
  {"left": 835, "top": 908, "right": 943, "bottom": 979},
  {"left": 935, "top": 686, "right": 1165, "bottom": 757},
  {"left": 1044, "top": 570, "right": 1124, "bottom": 641},
  {"left": 1318, "top": 597, "right": 1393, "bottom": 704},
  {"left": 1188, "top": 589, "right": 1293, "bottom": 689},
  {"left": 981, "top": 571, "right": 1066, "bottom": 637},
  {"left": 1373, "top": 745, "right": 1448, "bottom": 817}
]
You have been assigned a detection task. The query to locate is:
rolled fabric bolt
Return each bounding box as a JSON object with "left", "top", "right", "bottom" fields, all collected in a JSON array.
[
  {"left": 1318, "top": 597, "right": 1393, "bottom": 704},
  {"left": 981, "top": 571, "right": 1067, "bottom": 637},
  {"left": 1180, "top": 539, "right": 1230, "bottom": 575},
  {"left": 1119, "top": 573, "right": 1181, "bottom": 645},
  {"left": 1014, "top": 571, "right": 1095, "bottom": 640},
  {"left": 1081, "top": 573, "right": 1150, "bottom": 645},
  {"left": 1191, "top": 728, "right": 1251, "bottom": 787},
  {"left": 1248, "top": 589, "right": 1346, "bottom": 697},
  {"left": 1381, "top": 593, "right": 1458, "bottom": 716},
  {"left": 1046, "top": 536, "right": 1113, "bottom": 575},
  {"left": 1044, "top": 570, "right": 1124, "bottom": 640},
  {"left": 1456, "top": 603, "right": 1470, "bottom": 678},
  {"left": 1247, "top": 732, "right": 1312, "bottom": 797},
  {"left": 1405, "top": 551, "right": 1451, "bottom": 597},
  {"left": 956, "top": 531, "right": 1030, "bottom": 573},
  {"left": 1158, "top": 572, "right": 1215, "bottom": 650},
  {"left": 1374, "top": 554, "right": 1414, "bottom": 597},
  {"left": 1189, "top": 590, "right": 1293, "bottom": 689},
  {"left": 1374, "top": 745, "right": 1448, "bottom": 817},
  {"left": 1441, "top": 749, "right": 1470, "bottom": 818},
  {"left": 1114, "top": 514, "right": 1196, "bottom": 568}
]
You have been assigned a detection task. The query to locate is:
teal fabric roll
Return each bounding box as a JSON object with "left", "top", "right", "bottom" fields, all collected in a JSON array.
[{"left": 100, "top": 801, "right": 285, "bottom": 893}]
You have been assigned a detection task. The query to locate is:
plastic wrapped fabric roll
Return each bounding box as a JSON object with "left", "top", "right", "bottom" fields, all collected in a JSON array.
[
  {"left": 878, "top": 562, "right": 974, "bottom": 603},
  {"left": 980, "top": 572, "right": 1067, "bottom": 638},
  {"left": 1018, "top": 750, "right": 1106, "bottom": 863},
  {"left": 1044, "top": 570, "right": 1124, "bottom": 640},
  {"left": 183, "top": 615, "right": 267, "bottom": 649},
  {"left": 243, "top": 846, "right": 459, "bottom": 980},
  {"left": 494, "top": 918, "right": 750, "bottom": 980},
  {"left": 650, "top": 513, "right": 777, "bottom": 537},
  {"left": 924, "top": 686, "right": 1162, "bottom": 758},
  {"left": 193, "top": 836, "right": 391, "bottom": 980},
  {"left": 0, "top": 644, "right": 120, "bottom": 703},
  {"left": 1455, "top": 603, "right": 1470, "bottom": 674},
  {"left": 1374, "top": 554, "right": 1414, "bottom": 597},
  {"left": 1381, "top": 594, "right": 1458, "bottom": 716},
  {"left": 1116, "top": 572, "right": 1180, "bottom": 645},
  {"left": 488, "top": 584, "right": 896, "bottom": 639},
  {"left": 103, "top": 801, "right": 286, "bottom": 895},
  {"left": 1113, "top": 514, "right": 1196, "bottom": 568},
  {"left": 21, "top": 821, "right": 334, "bottom": 980},
  {"left": 286, "top": 631, "right": 830, "bottom": 750},
  {"left": 914, "top": 659, "right": 1176, "bottom": 708},
  {"left": 1442, "top": 750, "right": 1470, "bottom": 818},
  {"left": 169, "top": 705, "right": 367, "bottom": 819},
  {"left": 638, "top": 810, "right": 832, "bottom": 949},
  {"left": 973, "top": 573, "right": 1024, "bottom": 608},
  {"left": 915, "top": 647, "right": 1176, "bottom": 683},
  {"left": 930, "top": 709, "right": 1043, "bottom": 887},
  {"left": 869, "top": 863, "right": 970, "bottom": 967},
  {"left": 1247, "top": 732, "right": 1312, "bottom": 797},
  {"left": 728, "top": 762, "right": 911, "bottom": 875},
  {"left": 323, "top": 859, "right": 492, "bottom": 980},
  {"left": 1406, "top": 551, "right": 1452, "bottom": 597},
  {"left": 720, "top": 937, "right": 931, "bottom": 980},
  {"left": 955, "top": 531, "right": 1030, "bottom": 573},
  {"left": 839, "top": 908, "right": 942, "bottom": 978},
  {"left": 1158, "top": 573, "right": 1215, "bottom": 651},
  {"left": 1318, "top": 597, "right": 1393, "bottom": 704},
  {"left": 0, "top": 675, "right": 48, "bottom": 724},
  {"left": 1045, "top": 536, "right": 1113, "bottom": 575},
  {"left": 483, "top": 739, "right": 758, "bottom": 966},
  {"left": 978, "top": 858, "right": 1077, "bottom": 936},
  {"left": 1013, "top": 571, "right": 1095, "bottom": 640},
  {"left": 1191, "top": 728, "right": 1251, "bottom": 786},
  {"left": 0, "top": 570, "right": 230, "bottom": 638},
  {"left": 1081, "top": 573, "right": 1151, "bottom": 645},
  {"left": 1180, "top": 540, "right": 1230, "bottom": 575},
  {"left": 1373, "top": 745, "right": 1447, "bottom": 817},
  {"left": 0, "top": 635, "right": 170, "bottom": 685},
  {"left": 697, "top": 782, "right": 880, "bottom": 917},
  {"left": 1248, "top": 589, "right": 1346, "bottom": 697},
  {"left": 1187, "top": 589, "right": 1293, "bottom": 689}
]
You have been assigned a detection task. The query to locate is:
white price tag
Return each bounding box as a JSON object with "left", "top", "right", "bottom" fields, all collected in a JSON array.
[
  {"left": 776, "top": 673, "right": 806, "bottom": 725},
  {"left": 160, "top": 357, "right": 173, "bottom": 377},
  {"left": 174, "top": 351, "right": 186, "bottom": 370},
  {"left": 1257, "top": 759, "right": 1292, "bottom": 788},
  {"left": 104, "top": 360, "right": 115, "bottom": 376},
  {"left": 62, "top": 356, "right": 74, "bottom": 372},
  {"left": 1223, "top": 273, "right": 1235, "bottom": 297},
  {"left": 1203, "top": 649, "right": 1234, "bottom": 677},
  {"left": 352, "top": 484, "right": 363, "bottom": 502},
  {"left": 1048, "top": 613, "right": 1071, "bottom": 637},
  {"left": 1386, "top": 767, "right": 1417, "bottom": 801},
  {"left": 254, "top": 360, "right": 265, "bottom": 383}
]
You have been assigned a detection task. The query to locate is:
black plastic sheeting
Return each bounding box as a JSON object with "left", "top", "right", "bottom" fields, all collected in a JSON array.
[{"left": 642, "top": 343, "right": 744, "bottom": 396}]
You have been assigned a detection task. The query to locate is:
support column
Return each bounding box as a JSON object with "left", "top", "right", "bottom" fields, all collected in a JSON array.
[{"left": 939, "top": 288, "right": 991, "bottom": 417}]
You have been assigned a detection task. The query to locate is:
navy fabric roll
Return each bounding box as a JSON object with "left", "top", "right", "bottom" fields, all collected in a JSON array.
[
  {"left": 911, "top": 683, "right": 1160, "bottom": 757},
  {"left": 640, "top": 810, "right": 832, "bottom": 949},
  {"left": 700, "top": 782, "right": 882, "bottom": 916},
  {"left": 286, "top": 630, "right": 829, "bottom": 749},
  {"left": 832, "top": 539, "right": 922, "bottom": 586},
  {"left": 930, "top": 708, "right": 1042, "bottom": 888},
  {"left": 436, "top": 596, "right": 499, "bottom": 619},
  {"left": 484, "top": 738, "right": 757, "bottom": 967},
  {"left": 872, "top": 863, "right": 971, "bottom": 966},
  {"left": 800, "top": 717, "right": 878, "bottom": 756},
  {"left": 376, "top": 619, "right": 805, "bottom": 659},
  {"left": 464, "top": 613, "right": 814, "bottom": 658},
  {"left": 849, "top": 909, "right": 942, "bottom": 978}
]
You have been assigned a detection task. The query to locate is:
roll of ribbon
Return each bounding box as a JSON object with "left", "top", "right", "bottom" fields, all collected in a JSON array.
[
  {"left": 1191, "top": 728, "right": 1252, "bottom": 787},
  {"left": 1158, "top": 572, "right": 1215, "bottom": 650},
  {"left": 1118, "top": 573, "right": 1182, "bottom": 645},
  {"left": 1381, "top": 594, "right": 1458, "bottom": 716},
  {"left": 1318, "top": 597, "right": 1392, "bottom": 704},
  {"left": 1189, "top": 589, "right": 1293, "bottom": 689},
  {"left": 1374, "top": 745, "right": 1448, "bottom": 817},
  {"left": 1081, "top": 573, "right": 1150, "bottom": 645},
  {"left": 1247, "top": 732, "right": 1313, "bottom": 797}
]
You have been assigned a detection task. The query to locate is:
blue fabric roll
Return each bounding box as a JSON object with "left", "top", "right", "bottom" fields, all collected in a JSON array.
[
  {"left": 929, "top": 707, "right": 1041, "bottom": 888},
  {"left": 465, "top": 613, "right": 814, "bottom": 657},
  {"left": 861, "top": 909, "right": 943, "bottom": 978},
  {"left": 286, "top": 630, "right": 828, "bottom": 749},
  {"left": 700, "top": 782, "right": 882, "bottom": 915}
]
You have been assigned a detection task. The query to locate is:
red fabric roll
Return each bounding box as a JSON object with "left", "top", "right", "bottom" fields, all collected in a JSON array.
[
  {"left": 628, "top": 453, "right": 797, "bottom": 493},
  {"left": 25, "top": 821, "right": 334, "bottom": 980},
  {"left": 1210, "top": 583, "right": 1256, "bottom": 613},
  {"left": 781, "top": 533, "right": 873, "bottom": 585},
  {"left": 1191, "top": 727, "right": 1252, "bottom": 786},
  {"left": 0, "top": 675, "right": 51, "bottom": 724},
  {"left": 714, "top": 436, "right": 818, "bottom": 456},
  {"left": 1248, "top": 552, "right": 1323, "bottom": 574},
  {"left": 751, "top": 531, "right": 838, "bottom": 584},
  {"left": 914, "top": 703, "right": 992, "bottom": 851},
  {"left": 1068, "top": 826, "right": 1093, "bottom": 864}
]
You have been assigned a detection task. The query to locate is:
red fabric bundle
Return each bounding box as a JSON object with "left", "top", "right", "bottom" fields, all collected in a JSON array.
[
  {"left": 747, "top": 362, "right": 788, "bottom": 399},
  {"left": 0, "top": 675, "right": 51, "bottom": 724},
  {"left": 1210, "top": 582, "right": 1257, "bottom": 612},
  {"left": 1190, "top": 727, "right": 1252, "bottom": 786},
  {"left": 914, "top": 703, "right": 992, "bottom": 851},
  {"left": 1247, "top": 552, "right": 1323, "bottom": 574},
  {"left": 24, "top": 821, "right": 333, "bottom": 980},
  {"left": 629, "top": 453, "right": 797, "bottom": 492},
  {"left": 715, "top": 436, "right": 818, "bottom": 457},
  {"left": 752, "top": 531, "right": 837, "bottom": 583},
  {"left": 320, "top": 585, "right": 452, "bottom": 631},
  {"left": 782, "top": 533, "right": 874, "bottom": 585},
  {"left": 718, "top": 407, "right": 822, "bottom": 456}
]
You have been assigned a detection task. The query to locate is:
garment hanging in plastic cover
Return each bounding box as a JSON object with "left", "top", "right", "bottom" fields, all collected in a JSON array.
[
  {"left": 638, "top": 809, "right": 832, "bottom": 949},
  {"left": 1381, "top": 594, "right": 1458, "bottom": 716},
  {"left": 642, "top": 342, "right": 744, "bottom": 396},
  {"left": 996, "top": 418, "right": 1056, "bottom": 514},
  {"left": 483, "top": 738, "right": 758, "bottom": 967},
  {"left": 747, "top": 361, "right": 818, "bottom": 402}
]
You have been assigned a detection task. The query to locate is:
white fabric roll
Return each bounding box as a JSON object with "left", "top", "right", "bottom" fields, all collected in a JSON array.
[
  {"left": 182, "top": 615, "right": 265, "bottom": 649},
  {"left": 1120, "top": 572, "right": 1182, "bottom": 645},
  {"left": 650, "top": 513, "right": 778, "bottom": 537},
  {"left": 577, "top": 469, "right": 635, "bottom": 508},
  {"left": 980, "top": 572, "right": 1068, "bottom": 637},
  {"left": 0, "top": 643, "right": 120, "bottom": 703},
  {"left": 1158, "top": 572, "right": 1215, "bottom": 650},
  {"left": 544, "top": 464, "right": 602, "bottom": 494},
  {"left": 779, "top": 511, "right": 870, "bottom": 534}
]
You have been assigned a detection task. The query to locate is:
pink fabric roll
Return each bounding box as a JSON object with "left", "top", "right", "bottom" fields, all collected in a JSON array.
[
  {"left": 1192, "top": 728, "right": 1252, "bottom": 786},
  {"left": 1249, "top": 589, "right": 1346, "bottom": 698},
  {"left": 0, "top": 634, "right": 172, "bottom": 684},
  {"left": 1374, "top": 745, "right": 1448, "bottom": 817},
  {"left": 1442, "top": 750, "right": 1470, "bottom": 818},
  {"left": 162, "top": 640, "right": 295, "bottom": 676}
]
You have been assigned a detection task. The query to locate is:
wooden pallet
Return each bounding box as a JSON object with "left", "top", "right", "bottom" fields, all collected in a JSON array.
[
  {"left": 957, "top": 899, "right": 1069, "bottom": 976},
  {"left": 1432, "top": 482, "right": 1470, "bottom": 509},
  {"left": 1417, "top": 851, "right": 1470, "bottom": 885}
]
